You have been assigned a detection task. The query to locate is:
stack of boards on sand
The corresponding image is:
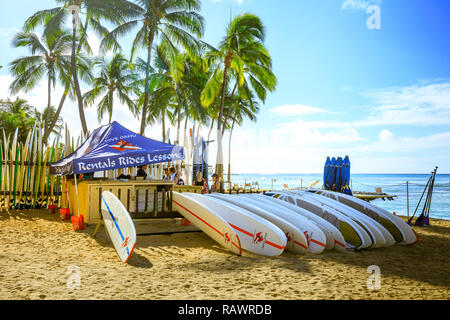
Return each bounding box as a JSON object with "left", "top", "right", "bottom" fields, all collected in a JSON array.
[
  {"left": 172, "top": 189, "right": 418, "bottom": 258},
  {"left": 273, "top": 190, "right": 418, "bottom": 248},
  {"left": 306, "top": 189, "right": 418, "bottom": 245}
]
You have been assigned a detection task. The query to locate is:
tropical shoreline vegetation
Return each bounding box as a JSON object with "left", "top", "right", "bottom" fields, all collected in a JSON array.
[{"left": 1, "top": 0, "right": 277, "bottom": 180}]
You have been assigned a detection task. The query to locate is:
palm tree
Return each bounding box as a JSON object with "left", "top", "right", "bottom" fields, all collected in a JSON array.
[
  {"left": 9, "top": 29, "right": 72, "bottom": 144},
  {"left": 201, "top": 13, "right": 277, "bottom": 178},
  {"left": 83, "top": 53, "right": 136, "bottom": 123},
  {"left": 34, "top": 105, "right": 64, "bottom": 137},
  {"left": 0, "top": 98, "right": 36, "bottom": 143},
  {"left": 23, "top": 0, "right": 140, "bottom": 135},
  {"left": 100, "top": 0, "right": 205, "bottom": 136},
  {"left": 45, "top": 52, "right": 94, "bottom": 143}
]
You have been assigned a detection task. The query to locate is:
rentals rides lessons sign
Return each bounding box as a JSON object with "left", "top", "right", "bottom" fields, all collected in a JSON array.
[{"left": 50, "top": 122, "right": 185, "bottom": 176}]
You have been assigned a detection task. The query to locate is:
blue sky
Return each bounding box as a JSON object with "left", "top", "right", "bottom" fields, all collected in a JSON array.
[{"left": 1, "top": 0, "right": 450, "bottom": 173}]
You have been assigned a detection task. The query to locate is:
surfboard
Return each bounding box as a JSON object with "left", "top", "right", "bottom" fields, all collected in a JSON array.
[
  {"left": 209, "top": 193, "right": 309, "bottom": 255},
  {"left": 252, "top": 194, "right": 347, "bottom": 252},
  {"left": 240, "top": 193, "right": 337, "bottom": 252},
  {"left": 274, "top": 192, "right": 371, "bottom": 249},
  {"left": 172, "top": 192, "right": 241, "bottom": 255},
  {"left": 309, "top": 189, "right": 418, "bottom": 245},
  {"left": 298, "top": 191, "right": 395, "bottom": 247},
  {"left": 294, "top": 191, "right": 387, "bottom": 247},
  {"left": 185, "top": 193, "right": 286, "bottom": 257},
  {"left": 101, "top": 191, "right": 137, "bottom": 263}
]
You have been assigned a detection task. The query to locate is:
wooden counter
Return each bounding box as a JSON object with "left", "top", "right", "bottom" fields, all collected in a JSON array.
[{"left": 67, "top": 179, "right": 203, "bottom": 224}]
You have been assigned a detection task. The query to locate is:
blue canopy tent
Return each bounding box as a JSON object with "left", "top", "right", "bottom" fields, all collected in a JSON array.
[{"left": 50, "top": 121, "right": 185, "bottom": 176}]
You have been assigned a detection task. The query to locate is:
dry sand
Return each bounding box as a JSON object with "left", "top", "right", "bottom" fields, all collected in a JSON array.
[{"left": 0, "top": 209, "right": 449, "bottom": 300}]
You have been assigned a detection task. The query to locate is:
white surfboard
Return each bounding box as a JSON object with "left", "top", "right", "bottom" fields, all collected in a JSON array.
[
  {"left": 209, "top": 194, "right": 309, "bottom": 255},
  {"left": 275, "top": 192, "right": 372, "bottom": 249},
  {"left": 310, "top": 189, "right": 418, "bottom": 245},
  {"left": 172, "top": 192, "right": 242, "bottom": 255},
  {"left": 298, "top": 191, "right": 395, "bottom": 247},
  {"left": 292, "top": 191, "right": 388, "bottom": 248},
  {"left": 101, "top": 191, "right": 137, "bottom": 263},
  {"left": 235, "top": 194, "right": 328, "bottom": 254},
  {"left": 253, "top": 194, "right": 347, "bottom": 252},
  {"left": 185, "top": 193, "right": 287, "bottom": 257},
  {"left": 243, "top": 193, "right": 340, "bottom": 252}
]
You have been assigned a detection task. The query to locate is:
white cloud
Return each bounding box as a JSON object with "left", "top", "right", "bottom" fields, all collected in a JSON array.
[
  {"left": 379, "top": 129, "right": 394, "bottom": 142},
  {"left": 270, "top": 104, "right": 329, "bottom": 116},
  {"left": 355, "top": 81, "right": 450, "bottom": 127}
]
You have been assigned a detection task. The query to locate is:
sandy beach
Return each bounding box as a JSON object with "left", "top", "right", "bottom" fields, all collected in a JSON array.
[{"left": 0, "top": 209, "right": 449, "bottom": 300}]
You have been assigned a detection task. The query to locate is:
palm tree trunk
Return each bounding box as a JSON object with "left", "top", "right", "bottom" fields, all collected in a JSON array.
[
  {"left": 161, "top": 109, "right": 166, "bottom": 142},
  {"left": 44, "top": 74, "right": 52, "bottom": 145},
  {"left": 207, "top": 119, "right": 215, "bottom": 142},
  {"left": 222, "top": 82, "right": 238, "bottom": 136},
  {"left": 44, "top": 85, "right": 68, "bottom": 142},
  {"left": 140, "top": 31, "right": 155, "bottom": 136},
  {"left": 176, "top": 106, "right": 181, "bottom": 145},
  {"left": 215, "top": 65, "right": 229, "bottom": 178},
  {"left": 71, "top": 14, "right": 87, "bottom": 135},
  {"left": 183, "top": 115, "right": 188, "bottom": 139},
  {"left": 227, "top": 119, "right": 235, "bottom": 190}
]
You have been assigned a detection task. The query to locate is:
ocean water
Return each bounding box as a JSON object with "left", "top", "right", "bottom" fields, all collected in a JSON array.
[{"left": 225, "top": 173, "right": 450, "bottom": 221}]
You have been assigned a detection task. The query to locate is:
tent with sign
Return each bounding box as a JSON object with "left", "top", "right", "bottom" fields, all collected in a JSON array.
[
  {"left": 50, "top": 121, "right": 185, "bottom": 220},
  {"left": 51, "top": 121, "right": 185, "bottom": 176}
]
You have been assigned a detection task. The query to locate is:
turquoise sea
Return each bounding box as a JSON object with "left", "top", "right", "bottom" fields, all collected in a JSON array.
[{"left": 225, "top": 173, "right": 450, "bottom": 221}]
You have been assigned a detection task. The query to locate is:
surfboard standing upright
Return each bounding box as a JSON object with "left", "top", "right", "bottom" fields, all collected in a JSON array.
[{"left": 101, "top": 191, "right": 137, "bottom": 263}]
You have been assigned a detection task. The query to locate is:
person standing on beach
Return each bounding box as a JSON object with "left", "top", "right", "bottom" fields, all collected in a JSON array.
[
  {"left": 210, "top": 173, "right": 224, "bottom": 193},
  {"left": 194, "top": 171, "right": 208, "bottom": 194},
  {"left": 169, "top": 167, "right": 176, "bottom": 181},
  {"left": 175, "top": 172, "right": 184, "bottom": 185},
  {"left": 162, "top": 167, "right": 170, "bottom": 180}
]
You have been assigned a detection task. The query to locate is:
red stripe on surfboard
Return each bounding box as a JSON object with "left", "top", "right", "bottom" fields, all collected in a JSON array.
[
  {"left": 229, "top": 223, "right": 285, "bottom": 250},
  {"left": 229, "top": 223, "right": 253, "bottom": 237},
  {"left": 294, "top": 240, "right": 308, "bottom": 250},
  {"left": 310, "top": 238, "right": 326, "bottom": 248},
  {"left": 335, "top": 239, "right": 346, "bottom": 248},
  {"left": 266, "top": 240, "right": 285, "bottom": 250},
  {"left": 233, "top": 234, "right": 242, "bottom": 256},
  {"left": 124, "top": 242, "right": 136, "bottom": 263},
  {"left": 173, "top": 199, "right": 241, "bottom": 254},
  {"left": 173, "top": 199, "right": 224, "bottom": 237}
]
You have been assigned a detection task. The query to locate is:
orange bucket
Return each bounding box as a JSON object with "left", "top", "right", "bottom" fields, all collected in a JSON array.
[
  {"left": 60, "top": 208, "right": 70, "bottom": 221},
  {"left": 72, "top": 215, "right": 85, "bottom": 231},
  {"left": 48, "top": 205, "right": 57, "bottom": 215}
]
